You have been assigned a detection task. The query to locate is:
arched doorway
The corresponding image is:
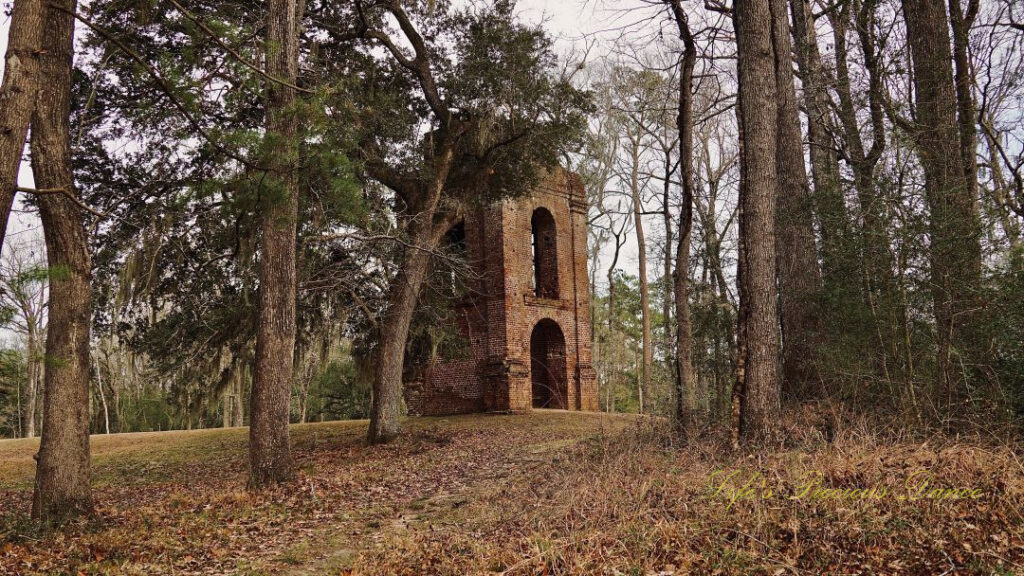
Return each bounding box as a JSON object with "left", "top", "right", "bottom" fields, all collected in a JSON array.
[{"left": 531, "top": 319, "right": 567, "bottom": 409}]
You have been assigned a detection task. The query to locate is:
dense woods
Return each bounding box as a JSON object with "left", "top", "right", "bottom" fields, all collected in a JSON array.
[{"left": 0, "top": 0, "right": 1021, "bottom": 533}]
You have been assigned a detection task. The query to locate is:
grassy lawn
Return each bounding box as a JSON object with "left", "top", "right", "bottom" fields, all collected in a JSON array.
[{"left": 0, "top": 410, "right": 1022, "bottom": 575}]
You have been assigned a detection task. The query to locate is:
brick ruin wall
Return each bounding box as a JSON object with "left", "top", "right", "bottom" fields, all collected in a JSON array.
[{"left": 404, "top": 170, "right": 598, "bottom": 416}]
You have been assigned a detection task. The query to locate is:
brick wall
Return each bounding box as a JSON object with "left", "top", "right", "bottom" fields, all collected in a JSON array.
[{"left": 405, "top": 168, "right": 599, "bottom": 416}]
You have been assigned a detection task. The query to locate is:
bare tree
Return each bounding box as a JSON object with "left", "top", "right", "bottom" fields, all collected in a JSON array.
[
  {"left": 828, "top": 0, "right": 897, "bottom": 368},
  {"left": 901, "top": 0, "right": 985, "bottom": 397},
  {"left": 608, "top": 66, "right": 660, "bottom": 414},
  {"left": 790, "top": 0, "right": 851, "bottom": 296},
  {"left": 664, "top": 0, "right": 698, "bottom": 436},
  {"left": 694, "top": 118, "right": 739, "bottom": 419},
  {"left": 627, "top": 135, "right": 652, "bottom": 415},
  {"left": 0, "top": 237, "right": 47, "bottom": 438}
]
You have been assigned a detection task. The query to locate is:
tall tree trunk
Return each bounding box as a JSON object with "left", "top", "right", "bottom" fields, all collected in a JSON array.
[
  {"left": 249, "top": 0, "right": 305, "bottom": 487},
  {"left": 368, "top": 180, "right": 450, "bottom": 443},
  {"left": 947, "top": 0, "right": 988, "bottom": 376},
  {"left": 695, "top": 149, "right": 735, "bottom": 417},
  {"left": 234, "top": 360, "right": 247, "bottom": 427},
  {"left": 299, "top": 376, "right": 310, "bottom": 424},
  {"left": 0, "top": 0, "right": 45, "bottom": 252},
  {"left": 96, "top": 376, "right": 110, "bottom": 435},
  {"left": 667, "top": 0, "right": 697, "bottom": 437},
  {"left": 223, "top": 360, "right": 238, "bottom": 428},
  {"left": 790, "top": 0, "right": 852, "bottom": 293},
  {"left": 30, "top": 0, "right": 93, "bottom": 522},
  {"left": 629, "top": 149, "right": 651, "bottom": 416},
  {"left": 734, "top": 0, "right": 782, "bottom": 443},
  {"left": 662, "top": 148, "right": 674, "bottom": 369},
  {"left": 901, "top": 0, "right": 984, "bottom": 397},
  {"left": 731, "top": 171, "right": 748, "bottom": 451},
  {"left": 948, "top": 0, "right": 979, "bottom": 207},
  {"left": 25, "top": 326, "right": 38, "bottom": 438},
  {"left": 607, "top": 231, "right": 623, "bottom": 334},
  {"left": 770, "top": 0, "right": 822, "bottom": 396},
  {"left": 92, "top": 350, "right": 110, "bottom": 434}
]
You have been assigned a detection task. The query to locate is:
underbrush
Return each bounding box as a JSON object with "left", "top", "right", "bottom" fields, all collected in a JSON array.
[{"left": 358, "top": 406, "right": 1024, "bottom": 575}]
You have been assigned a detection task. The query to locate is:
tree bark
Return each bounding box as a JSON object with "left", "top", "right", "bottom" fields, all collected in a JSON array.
[
  {"left": 234, "top": 360, "right": 247, "bottom": 427},
  {"left": 369, "top": 238, "right": 432, "bottom": 442},
  {"left": 770, "top": 0, "right": 822, "bottom": 396},
  {"left": 790, "top": 0, "right": 852, "bottom": 294},
  {"left": 368, "top": 172, "right": 453, "bottom": 443},
  {"left": 95, "top": 367, "right": 110, "bottom": 435},
  {"left": 948, "top": 0, "right": 979, "bottom": 208},
  {"left": 0, "top": 0, "right": 45, "bottom": 252},
  {"left": 901, "top": 0, "right": 984, "bottom": 396},
  {"left": 731, "top": 213, "right": 748, "bottom": 451},
  {"left": 607, "top": 228, "right": 624, "bottom": 334},
  {"left": 25, "top": 325, "right": 39, "bottom": 438},
  {"left": 666, "top": 0, "right": 697, "bottom": 437},
  {"left": 734, "top": 0, "right": 782, "bottom": 443},
  {"left": 30, "top": 0, "right": 93, "bottom": 522},
  {"left": 629, "top": 145, "right": 651, "bottom": 416},
  {"left": 662, "top": 147, "right": 674, "bottom": 371},
  {"left": 249, "top": 0, "right": 305, "bottom": 487}
]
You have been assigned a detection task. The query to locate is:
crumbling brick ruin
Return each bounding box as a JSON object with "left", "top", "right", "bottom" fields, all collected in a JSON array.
[{"left": 404, "top": 168, "right": 599, "bottom": 415}]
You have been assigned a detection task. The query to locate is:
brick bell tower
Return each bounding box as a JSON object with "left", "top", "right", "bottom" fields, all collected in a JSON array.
[{"left": 404, "top": 168, "right": 599, "bottom": 415}]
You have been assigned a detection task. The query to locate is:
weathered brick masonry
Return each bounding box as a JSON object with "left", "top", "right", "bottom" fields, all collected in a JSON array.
[{"left": 404, "top": 168, "right": 599, "bottom": 415}]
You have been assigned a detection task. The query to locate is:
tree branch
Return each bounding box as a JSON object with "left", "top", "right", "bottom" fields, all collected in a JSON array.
[
  {"left": 14, "top": 186, "right": 108, "bottom": 218},
  {"left": 166, "top": 0, "right": 315, "bottom": 94},
  {"left": 355, "top": 0, "right": 452, "bottom": 125},
  {"left": 50, "top": 2, "right": 254, "bottom": 168}
]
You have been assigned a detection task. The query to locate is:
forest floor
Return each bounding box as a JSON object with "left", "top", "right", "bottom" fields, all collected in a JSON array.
[{"left": 0, "top": 409, "right": 1022, "bottom": 575}]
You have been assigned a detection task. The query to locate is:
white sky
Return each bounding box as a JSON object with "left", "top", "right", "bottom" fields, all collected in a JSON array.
[{"left": 516, "top": 0, "right": 663, "bottom": 278}]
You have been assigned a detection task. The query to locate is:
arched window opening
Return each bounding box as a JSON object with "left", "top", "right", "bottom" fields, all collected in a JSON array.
[
  {"left": 445, "top": 220, "right": 467, "bottom": 254},
  {"left": 531, "top": 208, "right": 559, "bottom": 298},
  {"left": 442, "top": 220, "right": 467, "bottom": 297}
]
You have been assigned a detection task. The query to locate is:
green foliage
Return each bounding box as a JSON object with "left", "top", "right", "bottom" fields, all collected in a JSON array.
[
  {"left": 70, "top": 0, "right": 585, "bottom": 433},
  {"left": 305, "top": 358, "right": 372, "bottom": 421},
  {"left": 404, "top": 233, "right": 474, "bottom": 381},
  {"left": 592, "top": 272, "right": 646, "bottom": 414},
  {"left": 990, "top": 245, "right": 1024, "bottom": 419},
  {"left": 112, "top": 386, "right": 177, "bottom": 433},
  {"left": 0, "top": 349, "right": 26, "bottom": 438},
  {"left": 310, "top": 0, "right": 591, "bottom": 205}
]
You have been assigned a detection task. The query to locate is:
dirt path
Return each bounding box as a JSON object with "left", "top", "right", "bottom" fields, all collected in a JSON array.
[{"left": 280, "top": 412, "right": 631, "bottom": 575}]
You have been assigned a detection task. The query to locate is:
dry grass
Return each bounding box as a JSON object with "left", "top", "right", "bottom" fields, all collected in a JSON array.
[
  {"left": 0, "top": 409, "right": 1022, "bottom": 575},
  {"left": 346, "top": 411, "right": 1023, "bottom": 575}
]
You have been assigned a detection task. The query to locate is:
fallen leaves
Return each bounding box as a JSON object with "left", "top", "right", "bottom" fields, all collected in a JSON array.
[{"left": 0, "top": 413, "right": 1022, "bottom": 575}]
